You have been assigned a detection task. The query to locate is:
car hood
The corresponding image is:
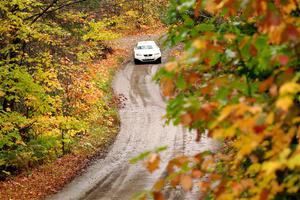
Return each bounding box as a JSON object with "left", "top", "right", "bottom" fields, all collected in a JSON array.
[{"left": 134, "top": 49, "right": 161, "bottom": 54}]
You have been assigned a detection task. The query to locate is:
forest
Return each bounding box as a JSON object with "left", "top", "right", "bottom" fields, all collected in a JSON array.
[{"left": 0, "top": 0, "right": 165, "bottom": 179}]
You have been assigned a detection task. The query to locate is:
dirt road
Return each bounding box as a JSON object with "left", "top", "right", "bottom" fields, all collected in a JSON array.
[{"left": 47, "top": 36, "right": 217, "bottom": 200}]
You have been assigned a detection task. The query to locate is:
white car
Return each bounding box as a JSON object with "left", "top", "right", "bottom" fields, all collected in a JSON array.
[{"left": 134, "top": 41, "right": 162, "bottom": 64}]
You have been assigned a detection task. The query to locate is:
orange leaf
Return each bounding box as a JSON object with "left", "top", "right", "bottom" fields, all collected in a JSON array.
[
  {"left": 198, "top": 181, "right": 210, "bottom": 192},
  {"left": 145, "top": 154, "right": 160, "bottom": 173},
  {"left": 210, "top": 173, "right": 221, "bottom": 181},
  {"left": 187, "top": 72, "right": 201, "bottom": 85},
  {"left": 165, "top": 62, "right": 177, "bottom": 72},
  {"left": 260, "top": 189, "right": 269, "bottom": 200},
  {"left": 193, "top": 110, "right": 209, "bottom": 121},
  {"left": 166, "top": 162, "right": 174, "bottom": 174},
  {"left": 180, "top": 175, "right": 193, "bottom": 191},
  {"left": 153, "top": 179, "right": 165, "bottom": 192},
  {"left": 191, "top": 170, "right": 203, "bottom": 178},
  {"left": 250, "top": 44, "right": 257, "bottom": 56},
  {"left": 224, "top": 33, "right": 237, "bottom": 42},
  {"left": 200, "top": 84, "right": 213, "bottom": 95},
  {"left": 161, "top": 78, "right": 174, "bottom": 97},
  {"left": 214, "top": 181, "right": 226, "bottom": 197},
  {"left": 194, "top": 0, "right": 202, "bottom": 17},
  {"left": 153, "top": 191, "right": 165, "bottom": 200},
  {"left": 174, "top": 156, "right": 189, "bottom": 167},
  {"left": 259, "top": 76, "right": 274, "bottom": 92},
  {"left": 170, "top": 175, "right": 180, "bottom": 187},
  {"left": 181, "top": 113, "right": 193, "bottom": 126}
]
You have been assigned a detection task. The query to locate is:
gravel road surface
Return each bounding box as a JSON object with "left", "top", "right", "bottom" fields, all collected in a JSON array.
[{"left": 47, "top": 35, "right": 217, "bottom": 200}]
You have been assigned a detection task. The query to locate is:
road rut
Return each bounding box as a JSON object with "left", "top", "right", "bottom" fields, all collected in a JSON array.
[{"left": 48, "top": 38, "right": 217, "bottom": 200}]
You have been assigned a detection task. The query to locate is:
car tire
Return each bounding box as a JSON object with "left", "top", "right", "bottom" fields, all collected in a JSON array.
[
  {"left": 134, "top": 59, "right": 139, "bottom": 65},
  {"left": 156, "top": 57, "right": 162, "bottom": 64}
]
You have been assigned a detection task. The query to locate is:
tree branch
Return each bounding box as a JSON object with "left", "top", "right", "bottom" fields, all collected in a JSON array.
[
  {"left": 25, "top": 0, "right": 87, "bottom": 24},
  {"left": 29, "top": 0, "right": 59, "bottom": 24},
  {"left": 45, "top": 0, "right": 87, "bottom": 15}
]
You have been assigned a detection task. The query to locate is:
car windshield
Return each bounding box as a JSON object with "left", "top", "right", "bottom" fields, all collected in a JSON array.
[{"left": 137, "top": 45, "right": 154, "bottom": 50}]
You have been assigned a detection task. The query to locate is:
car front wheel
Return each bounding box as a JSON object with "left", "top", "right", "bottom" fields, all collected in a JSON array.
[
  {"left": 156, "top": 57, "right": 162, "bottom": 64},
  {"left": 134, "top": 58, "right": 139, "bottom": 64}
]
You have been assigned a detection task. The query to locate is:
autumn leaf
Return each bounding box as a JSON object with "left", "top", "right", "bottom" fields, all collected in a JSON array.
[
  {"left": 186, "top": 72, "right": 201, "bottom": 85},
  {"left": 145, "top": 154, "right": 160, "bottom": 173},
  {"left": 153, "top": 191, "right": 164, "bottom": 200},
  {"left": 269, "top": 84, "right": 278, "bottom": 97},
  {"left": 170, "top": 175, "right": 180, "bottom": 187},
  {"left": 180, "top": 175, "right": 193, "bottom": 191},
  {"left": 253, "top": 124, "right": 266, "bottom": 134},
  {"left": 192, "top": 39, "right": 206, "bottom": 50},
  {"left": 181, "top": 113, "right": 193, "bottom": 126},
  {"left": 279, "top": 82, "right": 300, "bottom": 95},
  {"left": 191, "top": 169, "right": 203, "bottom": 178},
  {"left": 224, "top": 33, "right": 237, "bottom": 42},
  {"left": 283, "top": 24, "right": 299, "bottom": 42},
  {"left": 153, "top": 179, "right": 165, "bottom": 192},
  {"left": 260, "top": 189, "right": 270, "bottom": 200},
  {"left": 198, "top": 182, "right": 210, "bottom": 192},
  {"left": 277, "top": 55, "right": 289, "bottom": 65},
  {"left": 259, "top": 76, "right": 274, "bottom": 92},
  {"left": 249, "top": 44, "right": 258, "bottom": 56},
  {"left": 161, "top": 78, "right": 175, "bottom": 97},
  {"left": 165, "top": 62, "right": 177, "bottom": 72},
  {"left": 276, "top": 95, "right": 294, "bottom": 111}
]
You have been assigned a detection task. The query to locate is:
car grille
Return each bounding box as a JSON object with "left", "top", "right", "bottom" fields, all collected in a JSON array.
[{"left": 144, "top": 54, "right": 153, "bottom": 57}]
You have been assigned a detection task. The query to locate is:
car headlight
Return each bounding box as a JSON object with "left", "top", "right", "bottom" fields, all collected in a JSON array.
[
  {"left": 154, "top": 53, "right": 160, "bottom": 55},
  {"left": 136, "top": 53, "right": 142, "bottom": 56}
]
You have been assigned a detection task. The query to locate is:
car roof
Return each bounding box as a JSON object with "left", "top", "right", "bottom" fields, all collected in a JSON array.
[{"left": 137, "top": 41, "right": 157, "bottom": 46}]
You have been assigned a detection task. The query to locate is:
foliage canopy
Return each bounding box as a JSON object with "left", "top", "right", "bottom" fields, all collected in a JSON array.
[
  {"left": 0, "top": 0, "right": 166, "bottom": 179},
  {"left": 138, "top": 0, "right": 300, "bottom": 199}
]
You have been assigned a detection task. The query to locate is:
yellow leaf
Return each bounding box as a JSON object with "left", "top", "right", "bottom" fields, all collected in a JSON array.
[
  {"left": 287, "top": 154, "right": 300, "bottom": 169},
  {"left": 247, "top": 163, "right": 261, "bottom": 176},
  {"left": 266, "top": 112, "right": 274, "bottom": 125},
  {"left": 262, "top": 161, "right": 282, "bottom": 175},
  {"left": 282, "top": 1, "right": 297, "bottom": 14},
  {"left": 292, "top": 117, "right": 300, "bottom": 124},
  {"left": 0, "top": 90, "right": 4, "bottom": 97},
  {"left": 279, "top": 82, "right": 300, "bottom": 95},
  {"left": 276, "top": 96, "right": 293, "bottom": 111},
  {"left": 215, "top": 105, "right": 235, "bottom": 123},
  {"left": 192, "top": 39, "right": 206, "bottom": 50}
]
